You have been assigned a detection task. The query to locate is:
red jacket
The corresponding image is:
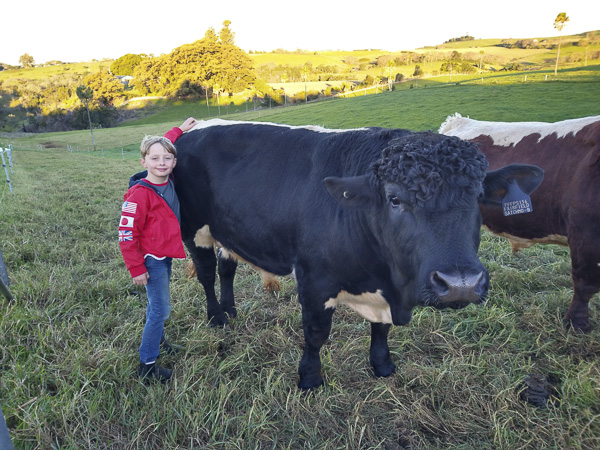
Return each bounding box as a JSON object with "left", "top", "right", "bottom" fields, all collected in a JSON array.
[{"left": 118, "top": 127, "right": 186, "bottom": 277}]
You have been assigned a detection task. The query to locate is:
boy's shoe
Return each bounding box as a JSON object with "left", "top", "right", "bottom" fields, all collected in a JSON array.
[
  {"left": 138, "top": 362, "right": 172, "bottom": 384},
  {"left": 160, "top": 338, "right": 182, "bottom": 356}
]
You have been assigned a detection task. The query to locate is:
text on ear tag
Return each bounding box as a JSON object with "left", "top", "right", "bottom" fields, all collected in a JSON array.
[{"left": 502, "top": 179, "right": 533, "bottom": 216}]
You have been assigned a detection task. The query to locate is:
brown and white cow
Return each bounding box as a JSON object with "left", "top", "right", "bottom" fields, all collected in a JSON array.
[{"left": 440, "top": 113, "right": 600, "bottom": 331}]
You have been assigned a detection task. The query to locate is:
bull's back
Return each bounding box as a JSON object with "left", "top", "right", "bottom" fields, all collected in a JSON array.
[
  {"left": 173, "top": 122, "right": 398, "bottom": 273},
  {"left": 470, "top": 120, "right": 600, "bottom": 241}
]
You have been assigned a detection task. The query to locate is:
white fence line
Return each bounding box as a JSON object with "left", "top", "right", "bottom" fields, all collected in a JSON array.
[{"left": 0, "top": 148, "right": 13, "bottom": 194}]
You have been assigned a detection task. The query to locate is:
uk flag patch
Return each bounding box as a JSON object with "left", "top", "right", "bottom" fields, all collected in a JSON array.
[{"left": 118, "top": 230, "right": 133, "bottom": 242}]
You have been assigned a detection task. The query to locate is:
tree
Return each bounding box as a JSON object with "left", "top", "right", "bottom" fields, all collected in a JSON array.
[
  {"left": 76, "top": 85, "right": 96, "bottom": 150},
  {"left": 280, "top": 73, "right": 288, "bottom": 105},
  {"left": 553, "top": 12, "right": 570, "bottom": 76},
  {"left": 111, "top": 53, "right": 143, "bottom": 76},
  {"left": 412, "top": 65, "right": 424, "bottom": 77},
  {"left": 19, "top": 53, "right": 35, "bottom": 68},
  {"left": 84, "top": 71, "right": 124, "bottom": 105},
  {"left": 301, "top": 65, "right": 311, "bottom": 102},
  {"left": 479, "top": 50, "right": 484, "bottom": 74},
  {"left": 386, "top": 60, "right": 396, "bottom": 90},
  {"left": 131, "top": 23, "right": 254, "bottom": 98},
  {"left": 219, "top": 20, "right": 235, "bottom": 45},
  {"left": 204, "top": 27, "right": 218, "bottom": 43}
]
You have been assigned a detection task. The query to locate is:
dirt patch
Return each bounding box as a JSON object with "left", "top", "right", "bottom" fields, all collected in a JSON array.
[{"left": 39, "top": 141, "right": 61, "bottom": 148}]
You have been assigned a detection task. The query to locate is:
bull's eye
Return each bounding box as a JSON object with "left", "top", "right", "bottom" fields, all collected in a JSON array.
[{"left": 389, "top": 196, "right": 402, "bottom": 208}]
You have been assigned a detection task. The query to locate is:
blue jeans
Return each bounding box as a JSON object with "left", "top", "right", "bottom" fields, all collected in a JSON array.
[{"left": 139, "top": 257, "right": 172, "bottom": 364}]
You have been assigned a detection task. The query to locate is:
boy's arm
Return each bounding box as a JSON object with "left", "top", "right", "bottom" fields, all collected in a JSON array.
[
  {"left": 164, "top": 117, "right": 197, "bottom": 144},
  {"left": 118, "top": 190, "right": 148, "bottom": 278}
]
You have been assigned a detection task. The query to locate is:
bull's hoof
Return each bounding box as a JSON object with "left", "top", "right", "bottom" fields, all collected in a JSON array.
[
  {"left": 518, "top": 374, "right": 560, "bottom": 408},
  {"left": 208, "top": 314, "right": 229, "bottom": 328},
  {"left": 564, "top": 316, "right": 592, "bottom": 333},
  {"left": 225, "top": 307, "right": 238, "bottom": 319},
  {"left": 297, "top": 376, "right": 324, "bottom": 391},
  {"left": 372, "top": 361, "right": 396, "bottom": 378}
]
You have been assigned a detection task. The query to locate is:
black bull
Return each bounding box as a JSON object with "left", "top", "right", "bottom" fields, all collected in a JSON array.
[{"left": 173, "top": 120, "right": 543, "bottom": 390}]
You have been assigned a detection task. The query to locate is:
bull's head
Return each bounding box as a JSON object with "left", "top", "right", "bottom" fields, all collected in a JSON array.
[{"left": 325, "top": 132, "right": 543, "bottom": 325}]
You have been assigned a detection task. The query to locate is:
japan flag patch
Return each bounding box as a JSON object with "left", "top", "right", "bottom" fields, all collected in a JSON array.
[{"left": 120, "top": 215, "right": 134, "bottom": 228}]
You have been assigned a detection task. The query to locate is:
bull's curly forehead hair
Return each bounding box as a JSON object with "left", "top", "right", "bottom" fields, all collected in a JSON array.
[
  {"left": 140, "top": 135, "right": 177, "bottom": 158},
  {"left": 372, "top": 132, "right": 488, "bottom": 207}
]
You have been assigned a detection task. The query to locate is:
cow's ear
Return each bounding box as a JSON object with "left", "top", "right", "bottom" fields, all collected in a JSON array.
[
  {"left": 482, "top": 164, "right": 544, "bottom": 205},
  {"left": 324, "top": 175, "right": 376, "bottom": 208}
]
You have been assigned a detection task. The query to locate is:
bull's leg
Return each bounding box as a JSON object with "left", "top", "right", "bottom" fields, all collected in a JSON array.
[
  {"left": 297, "top": 277, "right": 334, "bottom": 390},
  {"left": 298, "top": 306, "right": 334, "bottom": 390},
  {"left": 369, "top": 322, "right": 396, "bottom": 378},
  {"left": 185, "top": 241, "right": 228, "bottom": 327},
  {"left": 564, "top": 242, "right": 600, "bottom": 332},
  {"left": 217, "top": 248, "right": 238, "bottom": 319}
]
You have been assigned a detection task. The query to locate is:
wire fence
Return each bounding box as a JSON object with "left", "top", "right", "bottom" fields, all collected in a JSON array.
[
  {"left": 4, "top": 142, "right": 141, "bottom": 161},
  {"left": 0, "top": 146, "right": 13, "bottom": 194}
]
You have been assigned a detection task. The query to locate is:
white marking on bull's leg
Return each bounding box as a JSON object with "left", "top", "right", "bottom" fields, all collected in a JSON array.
[
  {"left": 193, "top": 225, "right": 215, "bottom": 248},
  {"left": 325, "top": 290, "right": 392, "bottom": 324},
  {"left": 260, "top": 271, "right": 281, "bottom": 292}
]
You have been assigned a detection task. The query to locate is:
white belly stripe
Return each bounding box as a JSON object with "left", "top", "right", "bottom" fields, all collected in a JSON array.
[
  {"left": 193, "top": 225, "right": 215, "bottom": 248},
  {"left": 325, "top": 290, "right": 392, "bottom": 324}
]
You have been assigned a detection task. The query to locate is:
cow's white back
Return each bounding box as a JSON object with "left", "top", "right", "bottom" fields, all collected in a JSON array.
[{"left": 439, "top": 113, "right": 600, "bottom": 147}]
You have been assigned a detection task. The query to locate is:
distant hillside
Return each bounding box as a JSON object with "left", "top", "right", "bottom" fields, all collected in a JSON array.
[
  {"left": 1, "top": 31, "right": 598, "bottom": 132},
  {"left": 249, "top": 30, "right": 600, "bottom": 82}
]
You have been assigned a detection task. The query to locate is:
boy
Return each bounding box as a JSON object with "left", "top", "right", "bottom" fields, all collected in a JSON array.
[{"left": 119, "top": 118, "right": 197, "bottom": 383}]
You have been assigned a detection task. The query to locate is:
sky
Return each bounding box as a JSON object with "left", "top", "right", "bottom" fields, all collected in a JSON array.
[{"left": 1, "top": 0, "right": 598, "bottom": 66}]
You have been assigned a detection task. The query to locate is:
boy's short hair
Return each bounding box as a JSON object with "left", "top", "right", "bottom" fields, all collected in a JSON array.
[{"left": 140, "top": 135, "right": 177, "bottom": 158}]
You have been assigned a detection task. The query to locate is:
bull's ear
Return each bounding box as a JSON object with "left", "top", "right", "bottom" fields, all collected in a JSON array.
[
  {"left": 482, "top": 164, "right": 544, "bottom": 205},
  {"left": 324, "top": 175, "right": 376, "bottom": 208}
]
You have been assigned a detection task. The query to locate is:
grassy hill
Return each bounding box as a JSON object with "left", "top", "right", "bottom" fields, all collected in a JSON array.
[
  {"left": 2, "top": 63, "right": 599, "bottom": 155},
  {"left": 248, "top": 31, "right": 600, "bottom": 80},
  {"left": 0, "top": 30, "right": 598, "bottom": 134}
]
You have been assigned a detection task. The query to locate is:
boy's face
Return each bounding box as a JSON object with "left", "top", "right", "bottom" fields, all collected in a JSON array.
[{"left": 141, "top": 143, "right": 177, "bottom": 183}]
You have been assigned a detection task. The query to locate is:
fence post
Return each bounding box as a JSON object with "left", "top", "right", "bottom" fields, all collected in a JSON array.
[
  {"left": 0, "top": 247, "right": 12, "bottom": 301},
  {"left": 0, "top": 149, "right": 13, "bottom": 194},
  {"left": 5, "top": 148, "right": 13, "bottom": 174}
]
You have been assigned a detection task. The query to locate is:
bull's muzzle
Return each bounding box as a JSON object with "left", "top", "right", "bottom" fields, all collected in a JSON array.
[{"left": 429, "top": 270, "right": 488, "bottom": 304}]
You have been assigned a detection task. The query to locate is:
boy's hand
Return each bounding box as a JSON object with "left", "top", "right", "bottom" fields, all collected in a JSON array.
[
  {"left": 179, "top": 117, "right": 197, "bottom": 132},
  {"left": 133, "top": 272, "right": 149, "bottom": 286}
]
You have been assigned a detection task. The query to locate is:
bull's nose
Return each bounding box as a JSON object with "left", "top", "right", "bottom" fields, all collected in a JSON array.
[{"left": 429, "top": 270, "right": 488, "bottom": 303}]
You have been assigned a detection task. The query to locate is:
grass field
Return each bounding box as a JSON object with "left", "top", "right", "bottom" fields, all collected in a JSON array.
[{"left": 1, "top": 66, "right": 600, "bottom": 448}]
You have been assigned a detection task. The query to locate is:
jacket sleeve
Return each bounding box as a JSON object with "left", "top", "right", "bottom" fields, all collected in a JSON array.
[
  {"left": 118, "top": 187, "right": 149, "bottom": 278},
  {"left": 164, "top": 127, "right": 183, "bottom": 144}
]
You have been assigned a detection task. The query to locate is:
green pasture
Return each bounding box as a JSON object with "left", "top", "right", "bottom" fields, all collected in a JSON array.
[
  {"left": 1, "top": 65, "right": 600, "bottom": 448},
  {"left": 0, "top": 60, "right": 112, "bottom": 82},
  {"left": 3, "top": 64, "right": 599, "bottom": 155}
]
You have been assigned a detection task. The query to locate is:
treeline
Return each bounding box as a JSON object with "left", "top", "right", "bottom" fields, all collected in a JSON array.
[
  {"left": 498, "top": 34, "right": 600, "bottom": 49},
  {"left": 3, "top": 26, "right": 599, "bottom": 133},
  {"left": 0, "top": 21, "right": 259, "bottom": 132}
]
